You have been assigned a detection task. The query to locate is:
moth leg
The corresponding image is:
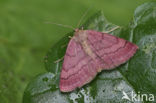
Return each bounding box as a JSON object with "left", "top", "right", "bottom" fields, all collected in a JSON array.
[
  {"left": 68, "top": 36, "right": 73, "bottom": 39},
  {"left": 54, "top": 56, "right": 64, "bottom": 63},
  {"left": 103, "top": 26, "right": 120, "bottom": 33}
]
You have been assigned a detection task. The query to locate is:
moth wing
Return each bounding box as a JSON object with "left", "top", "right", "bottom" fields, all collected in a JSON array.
[
  {"left": 59, "top": 38, "right": 98, "bottom": 92},
  {"left": 86, "top": 30, "right": 138, "bottom": 70}
]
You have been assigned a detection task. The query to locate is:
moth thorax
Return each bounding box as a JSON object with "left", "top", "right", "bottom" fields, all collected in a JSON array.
[{"left": 74, "top": 30, "right": 96, "bottom": 59}]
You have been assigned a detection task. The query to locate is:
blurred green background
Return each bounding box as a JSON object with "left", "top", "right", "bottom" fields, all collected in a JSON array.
[{"left": 0, "top": 0, "right": 154, "bottom": 103}]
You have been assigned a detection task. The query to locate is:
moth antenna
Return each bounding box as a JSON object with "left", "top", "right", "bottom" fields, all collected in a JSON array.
[
  {"left": 45, "top": 22, "right": 75, "bottom": 30},
  {"left": 76, "top": 5, "right": 93, "bottom": 28},
  {"left": 104, "top": 26, "right": 120, "bottom": 33}
]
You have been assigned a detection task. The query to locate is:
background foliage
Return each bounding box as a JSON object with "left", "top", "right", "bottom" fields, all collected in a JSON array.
[{"left": 0, "top": 0, "right": 155, "bottom": 103}]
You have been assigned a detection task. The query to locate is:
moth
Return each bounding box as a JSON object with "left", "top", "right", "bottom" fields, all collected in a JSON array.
[
  {"left": 49, "top": 11, "right": 138, "bottom": 92},
  {"left": 59, "top": 28, "right": 138, "bottom": 92}
]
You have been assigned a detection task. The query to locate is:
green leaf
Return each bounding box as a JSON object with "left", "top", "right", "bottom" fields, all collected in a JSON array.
[
  {"left": 23, "top": 2, "right": 156, "bottom": 103},
  {"left": 119, "top": 2, "right": 156, "bottom": 95}
]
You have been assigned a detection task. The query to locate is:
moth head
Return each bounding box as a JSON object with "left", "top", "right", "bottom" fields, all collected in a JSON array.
[{"left": 74, "top": 29, "right": 87, "bottom": 42}]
